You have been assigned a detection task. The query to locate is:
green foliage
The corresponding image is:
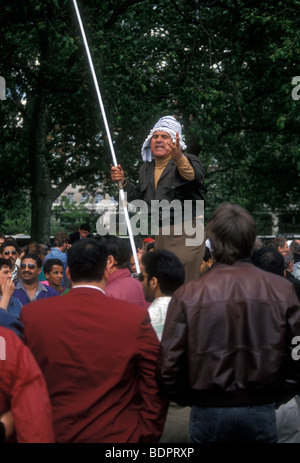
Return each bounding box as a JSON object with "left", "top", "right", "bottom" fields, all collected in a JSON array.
[
  {"left": 52, "top": 197, "right": 97, "bottom": 234},
  {"left": 0, "top": 197, "right": 31, "bottom": 235}
]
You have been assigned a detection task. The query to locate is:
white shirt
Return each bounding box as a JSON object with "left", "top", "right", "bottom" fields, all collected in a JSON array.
[{"left": 148, "top": 296, "right": 171, "bottom": 341}]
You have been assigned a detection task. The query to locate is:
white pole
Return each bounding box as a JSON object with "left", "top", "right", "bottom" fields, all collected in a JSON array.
[{"left": 72, "top": 0, "right": 140, "bottom": 274}]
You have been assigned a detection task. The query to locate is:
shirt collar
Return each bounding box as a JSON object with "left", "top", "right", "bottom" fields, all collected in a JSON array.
[
  {"left": 71, "top": 284, "right": 105, "bottom": 295},
  {"left": 15, "top": 280, "right": 48, "bottom": 292}
]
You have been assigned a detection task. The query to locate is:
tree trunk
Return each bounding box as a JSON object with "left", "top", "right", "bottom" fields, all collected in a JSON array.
[{"left": 29, "top": 76, "right": 54, "bottom": 243}]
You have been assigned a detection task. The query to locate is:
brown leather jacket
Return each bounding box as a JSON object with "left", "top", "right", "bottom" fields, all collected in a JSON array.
[{"left": 157, "top": 260, "right": 300, "bottom": 407}]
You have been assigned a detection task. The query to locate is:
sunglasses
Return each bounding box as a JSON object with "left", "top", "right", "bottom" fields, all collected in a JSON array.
[
  {"left": 4, "top": 250, "right": 17, "bottom": 255},
  {"left": 21, "top": 263, "right": 37, "bottom": 270}
]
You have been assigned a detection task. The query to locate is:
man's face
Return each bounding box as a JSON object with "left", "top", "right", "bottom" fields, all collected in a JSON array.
[
  {"left": 130, "top": 255, "right": 137, "bottom": 274},
  {"left": 2, "top": 246, "right": 18, "bottom": 265},
  {"left": 20, "top": 258, "right": 40, "bottom": 284},
  {"left": 150, "top": 131, "right": 172, "bottom": 158},
  {"left": 45, "top": 265, "right": 64, "bottom": 289},
  {"left": 0, "top": 265, "right": 12, "bottom": 287},
  {"left": 79, "top": 229, "right": 89, "bottom": 239}
]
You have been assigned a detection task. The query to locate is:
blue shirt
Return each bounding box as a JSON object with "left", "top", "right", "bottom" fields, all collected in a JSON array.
[
  {"left": 0, "top": 295, "right": 23, "bottom": 319},
  {"left": 0, "top": 308, "right": 24, "bottom": 339},
  {"left": 13, "top": 280, "right": 59, "bottom": 308}
]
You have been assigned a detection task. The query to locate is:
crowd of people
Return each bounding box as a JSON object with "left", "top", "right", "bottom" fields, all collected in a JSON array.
[
  {"left": 0, "top": 214, "right": 300, "bottom": 443},
  {"left": 1, "top": 116, "right": 300, "bottom": 444}
]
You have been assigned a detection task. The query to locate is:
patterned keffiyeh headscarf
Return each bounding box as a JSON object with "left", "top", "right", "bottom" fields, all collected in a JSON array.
[{"left": 141, "top": 116, "right": 187, "bottom": 162}]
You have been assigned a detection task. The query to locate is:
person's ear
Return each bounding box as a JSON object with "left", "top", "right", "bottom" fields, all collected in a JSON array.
[
  {"left": 149, "top": 276, "right": 158, "bottom": 290},
  {"left": 106, "top": 255, "right": 116, "bottom": 270}
]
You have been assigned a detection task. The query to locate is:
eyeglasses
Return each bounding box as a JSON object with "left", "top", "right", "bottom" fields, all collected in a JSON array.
[
  {"left": 21, "top": 263, "right": 37, "bottom": 270},
  {"left": 3, "top": 250, "right": 17, "bottom": 255}
]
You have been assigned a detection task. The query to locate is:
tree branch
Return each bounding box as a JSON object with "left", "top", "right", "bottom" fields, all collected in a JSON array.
[{"left": 103, "top": 0, "right": 147, "bottom": 29}]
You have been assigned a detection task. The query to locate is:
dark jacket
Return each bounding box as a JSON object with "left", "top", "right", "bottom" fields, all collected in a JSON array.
[
  {"left": 285, "top": 271, "right": 300, "bottom": 301},
  {"left": 124, "top": 154, "right": 206, "bottom": 222},
  {"left": 69, "top": 231, "right": 91, "bottom": 245},
  {"left": 156, "top": 260, "right": 300, "bottom": 408}
]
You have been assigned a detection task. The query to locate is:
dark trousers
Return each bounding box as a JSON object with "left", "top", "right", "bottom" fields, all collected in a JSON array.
[{"left": 190, "top": 404, "right": 278, "bottom": 443}]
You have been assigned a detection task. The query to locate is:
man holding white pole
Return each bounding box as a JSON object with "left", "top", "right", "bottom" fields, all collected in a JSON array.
[{"left": 111, "top": 115, "right": 206, "bottom": 283}]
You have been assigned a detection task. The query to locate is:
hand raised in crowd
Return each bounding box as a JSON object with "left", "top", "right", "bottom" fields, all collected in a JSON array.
[
  {"left": 1, "top": 279, "right": 16, "bottom": 299},
  {"left": 166, "top": 132, "right": 183, "bottom": 163},
  {"left": 0, "top": 279, "right": 16, "bottom": 311}
]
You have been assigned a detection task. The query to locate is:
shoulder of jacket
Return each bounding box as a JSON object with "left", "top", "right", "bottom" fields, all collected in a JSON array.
[{"left": 140, "top": 160, "right": 154, "bottom": 169}]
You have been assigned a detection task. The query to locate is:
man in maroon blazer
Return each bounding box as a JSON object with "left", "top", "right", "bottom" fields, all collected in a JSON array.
[{"left": 21, "top": 238, "right": 167, "bottom": 443}]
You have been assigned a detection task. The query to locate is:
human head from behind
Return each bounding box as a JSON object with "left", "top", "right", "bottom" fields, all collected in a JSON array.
[
  {"left": 53, "top": 231, "right": 70, "bottom": 251},
  {"left": 251, "top": 246, "right": 285, "bottom": 277},
  {"left": 206, "top": 203, "right": 257, "bottom": 265},
  {"left": 0, "top": 240, "right": 21, "bottom": 266},
  {"left": 273, "top": 236, "right": 289, "bottom": 256},
  {"left": 44, "top": 258, "right": 64, "bottom": 291},
  {"left": 66, "top": 238, "right": 108, "bottom": 286},
  {"left": 142, "top": 237, "right": 155, "bottom": 252},
  {"left": 24, "top": 242, "right": 46, "bottom": 262},
  {"left": 20, "top": 254, "right": 43, "bottom": 285},
  {"left": 99, "top": 235, "right": 131, "bottom": 275},
  {"left": 283, "top": 251, "right": 294, "bottom": 274},
  {"left": 290, "top": 240, "right": 300, "bottom": 256},
  {"left": 79, "top": 223, "right": 90, "bottom": 240},
  {"left": 141, "top": 249, "right": 185, "bottom": 302}
]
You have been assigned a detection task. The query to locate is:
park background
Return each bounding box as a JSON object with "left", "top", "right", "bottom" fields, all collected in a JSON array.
[{"left": 0, "top": 0, "right": 299, "bottom": 244}]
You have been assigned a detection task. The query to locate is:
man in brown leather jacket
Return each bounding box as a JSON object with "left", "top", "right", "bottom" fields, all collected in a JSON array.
[{"left": 156, "top": 202, "right": 300, "bottom": 443}]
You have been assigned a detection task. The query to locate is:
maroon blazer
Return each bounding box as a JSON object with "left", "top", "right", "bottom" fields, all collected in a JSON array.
[{"left": 21, "top": 286, "right": 167, "bottom": 443}]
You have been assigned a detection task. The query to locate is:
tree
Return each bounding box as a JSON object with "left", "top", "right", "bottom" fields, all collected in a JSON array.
[
  {"left": 1, "top": 0, "right": 299, "bottom": 241},
  {"left": 1, "top": 0, "right": 112, "bottom": 242}
]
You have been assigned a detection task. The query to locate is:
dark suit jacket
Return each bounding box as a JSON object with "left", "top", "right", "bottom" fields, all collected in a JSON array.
[
  {"left": 286, "top": 271, "right": 300, "bottom": 301},
  {"left": 69, "top": 231, "right": 91, "bottom": 245},
  {"left": 21, "top": 286, "right": 167, "bottom": 443}
]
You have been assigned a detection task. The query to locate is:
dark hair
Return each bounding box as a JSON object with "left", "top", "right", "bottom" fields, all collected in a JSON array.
[
  {"left": 24, "top": 241, "right": 44, "bottom": 258},
  {"left": 43, "top": 258, "right": 64, "bottom": 275},
  {"left": 21, "top": 253, "right": 43, "bottom": 269},
  {"left": 146, "top": 242, "right": 155, "bottom": 252},
  {"left": 283, "top": 251, "right": 294, "bottom": 270},
  {"left": 0, "top": 258, "right": 12, "bottom": 271},
  {"left": 0, "top": 240, "right": 21, "bottom": 254},
  {"left": 67, "top": 238, "right": 108, "bottom": 283},
  {"left": 99, "top": 235, "right": 131, "bottom": 269},
  {"left": 79, "top": 223, "right": 90, "bottom": 232},
  {"left": 273, "top": 236, "right": 287, "bottom": 249},
  {"left": 290, "top": 240, "right": 300, "bottom": 255},
  {"left": 206, "top": 203, "right": 257, "bottom": 264},
  {"left": 203, "top": 246, "right": 212, "bottom": 262},
  {"left": 141, "top": 249, "right": 185, "bottom": 296},
  {"left": 251, "top": 246, "right": 285, "bottom": 277}
]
